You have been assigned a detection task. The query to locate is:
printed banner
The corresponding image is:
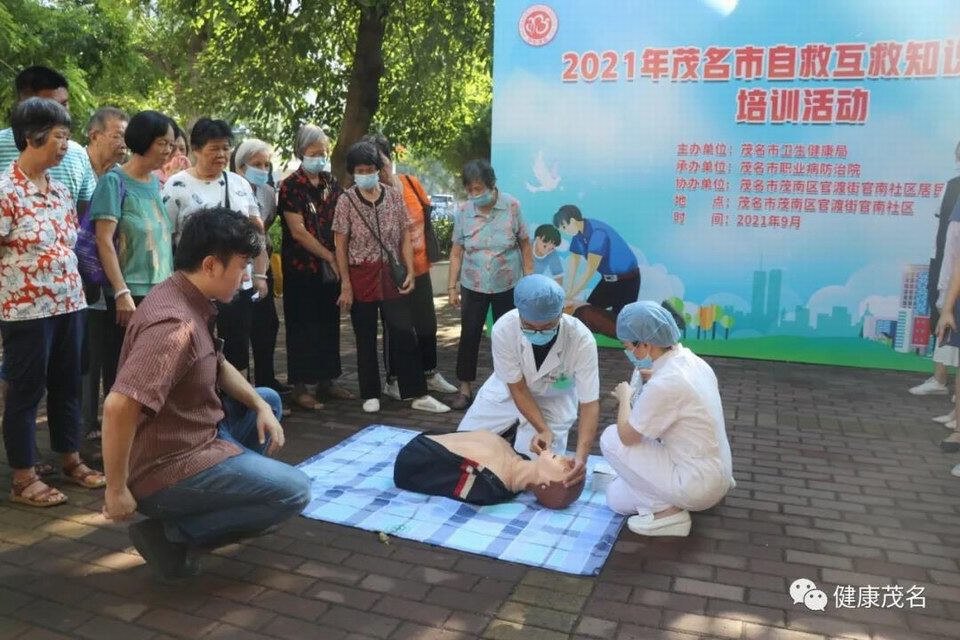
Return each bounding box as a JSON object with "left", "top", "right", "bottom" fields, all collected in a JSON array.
[{"left": 492, "top": 0, "right": 960, "bottom": 370}]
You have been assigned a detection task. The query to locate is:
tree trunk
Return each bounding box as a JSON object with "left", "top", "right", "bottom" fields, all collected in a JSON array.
[
  {"left": 712, "top": 323, "right": 717, "bottom": 339},
  {"left": 725, "top": 327, "right": 729, "bottom": 339},
  {"left": 332, "top": 2, "right": 389, "bottom": 183}
]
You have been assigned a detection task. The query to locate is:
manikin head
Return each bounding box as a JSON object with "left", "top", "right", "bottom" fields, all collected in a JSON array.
[{"left": 528, "top": 451, "right": 585, "bottom": 509}]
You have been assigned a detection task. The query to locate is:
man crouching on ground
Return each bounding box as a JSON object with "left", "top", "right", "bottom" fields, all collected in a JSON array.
[{"left": 101, "top": 206, "right": 311, "bottom": 582}]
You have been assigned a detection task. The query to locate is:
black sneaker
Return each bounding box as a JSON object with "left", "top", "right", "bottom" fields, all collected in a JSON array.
[{"left": 129, "top": 519, "right": 191, "bottom": 583}]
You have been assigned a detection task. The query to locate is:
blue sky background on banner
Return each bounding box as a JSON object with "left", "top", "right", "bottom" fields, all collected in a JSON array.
[{"left": 491, "top": 0, "right": 960, "bottom": 330}]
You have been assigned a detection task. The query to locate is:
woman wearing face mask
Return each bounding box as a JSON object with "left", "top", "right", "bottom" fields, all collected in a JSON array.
[
  {"left": 278, "top": 124, "right": 354, "bottom": 411},
  {"left": 447, "top": 159, "right": 534, "bottom": 410},
  {"left": 602, "top": 301, "right": 735, "bottom": 537},
  {"left": 362, "top": 133, "right": 458, "bottom": 402},
  {"left": 161, "top": 118, "right": 269, "bottom": 377},
  {"left": 332, "top": 140, "right": 448, "bottom": 414},
  {"left": 90, "top": 110, "right": 177, "bottom": 396},
  {"left": 231, "top": 139, "right": 289, "bottom": 398}
]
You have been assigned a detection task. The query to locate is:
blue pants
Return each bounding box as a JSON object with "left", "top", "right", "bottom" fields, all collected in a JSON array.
[
  {"left": 136, "top": 388, "right": 311, "bottom": 550},
  {"left": 1, "top": 312, "right": 84, "bottom": 469}
]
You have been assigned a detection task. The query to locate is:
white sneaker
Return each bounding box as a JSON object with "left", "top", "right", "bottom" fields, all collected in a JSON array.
[
  {"left": 909, "top": 377, "right": 949, "bottom": 395},
  {"left": 627, "top": 510, "right": 692, "bottom": 537},
  {"left": 411, "top": 395, "right": 450, "bottom": 413},
  {"left": 952, "top": 464, "right": 960, "bottom": 478},
  {"left": 933, "top": 411, "right": 955, "bottom": 424},
  {"left": 362, "top": 398, "right": 380, "bottom": 413},
  {"left": 426, "top": 372, "right": 458, "bottom": 394},
  {"left": 383, "top": 380, "right": 402, "bottom": 401}
]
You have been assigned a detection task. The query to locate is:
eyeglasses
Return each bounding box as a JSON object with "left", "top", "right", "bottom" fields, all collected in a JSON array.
[{"left": 520, "top": 319, "right": 560, "bottom": 334}]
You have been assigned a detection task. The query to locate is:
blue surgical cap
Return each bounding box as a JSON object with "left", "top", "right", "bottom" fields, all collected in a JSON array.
[
  {"left": 514, "top": 274, "right": 565, "bottom": 322},
  {"left": 616, "top": 301, "right": 681, "bottom": 346}
]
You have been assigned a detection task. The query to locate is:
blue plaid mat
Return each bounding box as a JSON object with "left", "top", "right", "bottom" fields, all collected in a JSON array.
[{"left": 298, "top": 425, "right": 625, "bottom": 576}]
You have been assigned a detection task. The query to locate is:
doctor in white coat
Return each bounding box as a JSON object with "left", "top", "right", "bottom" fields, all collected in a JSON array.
[
  {"left": 457, "top": 274, "right": 600, "bottom": 486},
  {"left": 601, "top": 301, "right": 735, "bottom": 537}
]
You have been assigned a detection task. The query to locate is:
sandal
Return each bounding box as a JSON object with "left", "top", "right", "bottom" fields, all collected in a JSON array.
[
  {"left": 322, "top": 385, "right": 355, "bottom": 400},
  {"left": 10, "top": 476, "right": 68, "bottom": 508},
  {"left": 292, "top": 393, "right": 324, "bottom": 411},
  {"left": 34, "top": 462, "right": 56, "bottom": 477},
  {"left": 62, "top": 461, "right": 106, "bottom": 489}
]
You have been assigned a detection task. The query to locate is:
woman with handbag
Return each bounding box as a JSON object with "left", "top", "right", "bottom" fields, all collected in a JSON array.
[
  {"left": 161, "top": 118, "right": 269, "bottom": 377},
  {"left": 278, "top": 124, "right": 354, "bottom": 411},
  {"left": 89, "top": 110, "right": 176, "bottom": 395},
  {"left": 332, "top": 141, "right": 449, "bottom": 414},
  {"left": 231, "top": 139, "right": 290, "bottom": 398},
  {"left": 363, "top": 134, "right": 458, "bottom": 400}
]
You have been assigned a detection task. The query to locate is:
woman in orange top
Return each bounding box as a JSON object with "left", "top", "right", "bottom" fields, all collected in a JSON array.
[{"left": 364, "top": 134, "right": 458, "bottom": 400}]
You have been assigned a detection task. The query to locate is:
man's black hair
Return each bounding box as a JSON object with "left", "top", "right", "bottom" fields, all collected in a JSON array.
[
  {"left": 125, "top": 110, "right": 173, "bottom": 156},
  {"left": 553, "top": 204, "right": 584, "bottom": 228},
  {"left": 190, "top": 117, "right": 233, "bottom": 150},
  {"left": 345, "top": 140, "right": 383, "bottom": 174},
  {"left": 460, "top": 158, "right": 496, "bottom": 189},
  {"left": 174, "top": 207, "right": 263, "bottom": 272},
  {"left": 14, "top": 66, "right": 68, "bottom": 98},
  {"left": 534, "top": 224, "right": 561, "bottom": 246}
]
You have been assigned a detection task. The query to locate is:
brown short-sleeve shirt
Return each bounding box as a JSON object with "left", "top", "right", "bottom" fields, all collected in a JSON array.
[{"left": 112, "top": 272, "right": 241, "bottom": 499}]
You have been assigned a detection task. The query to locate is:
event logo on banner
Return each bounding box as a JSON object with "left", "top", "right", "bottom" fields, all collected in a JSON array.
[
  {"left": 492, "top": 0, "right": 960, "bottom": 371},
  {"left": 519, "top": 4, "right": 559, "bottom": 47}
]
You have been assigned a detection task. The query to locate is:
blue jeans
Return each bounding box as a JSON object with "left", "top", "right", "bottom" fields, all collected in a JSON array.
[
  {"left": 1, "top": 312, "right": 84, "bottom": 469},
  {"left": 136, "top": 388, "right": 311, "bottom": 550}
]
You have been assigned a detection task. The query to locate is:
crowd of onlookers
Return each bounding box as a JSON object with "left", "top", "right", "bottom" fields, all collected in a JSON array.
[{"left": 0, "top": 64, "right": 540, "bottom": 507}]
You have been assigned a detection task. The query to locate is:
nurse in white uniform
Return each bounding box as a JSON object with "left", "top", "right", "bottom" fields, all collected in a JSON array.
[
  {"left": 457, "top": 274, "right": 600, "bottom": 485},
  {"left": 600, "top": 301, "right": 735, "bottom": 537}
]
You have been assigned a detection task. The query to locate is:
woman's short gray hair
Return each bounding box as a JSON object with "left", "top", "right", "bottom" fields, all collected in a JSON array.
[
  {"left": 11, "top": 97, "right": 71, "bottom": 152},
  {"left": 294, "top": 124, "right": 329, "bottom": 160},
  {"left": 234, "top": 138, "right": 272, "bottom": 170}
]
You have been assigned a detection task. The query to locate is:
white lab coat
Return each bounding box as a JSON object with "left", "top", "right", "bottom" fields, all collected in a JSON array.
[
  {"left": 458, "top": 310, "right": 600, "bottom": 455},
  {"left": 600, "top": 344, "right": 734, "bottom": 515}
]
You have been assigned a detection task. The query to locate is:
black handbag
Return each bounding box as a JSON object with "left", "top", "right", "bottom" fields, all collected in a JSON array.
[
  {"left": 403, "top": 175, "right": 441, "bottom": 263},
  {"left": 320, "top": 259, "right": 338, "bottom": 284},
  {"left": 346, "top": 191, "right": 408, "bottom": 289}
]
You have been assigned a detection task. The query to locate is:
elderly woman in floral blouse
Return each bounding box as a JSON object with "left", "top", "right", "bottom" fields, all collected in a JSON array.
[
  {"left": 447, "top": 159, "right": 534, "bottom": 409},
  {"left": 333, "top": 141, "right": 449, "bottom": 415},
  {"left": 0, "top": 98, "right": 105, "bottom": 507}
]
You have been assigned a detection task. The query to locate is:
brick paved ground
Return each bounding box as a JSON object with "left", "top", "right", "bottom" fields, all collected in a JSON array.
[{"left": 1, "top": 298, "right": 959, "bottom": 639}]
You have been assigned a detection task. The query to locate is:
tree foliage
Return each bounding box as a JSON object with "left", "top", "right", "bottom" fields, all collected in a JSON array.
[{"left": 0, "top": 0, "right": 493, "bottom": 176}]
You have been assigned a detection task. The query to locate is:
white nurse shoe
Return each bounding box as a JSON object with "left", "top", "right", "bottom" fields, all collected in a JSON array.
[{"left": 627, "top": 510, "right": 692, "bottom": 537}]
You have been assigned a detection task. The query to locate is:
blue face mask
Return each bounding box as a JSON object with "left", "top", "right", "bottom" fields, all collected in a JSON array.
[
  {"left": 245, "top": 166, "right": 269, "bottom": 186},
  {"left": 624, "top": 348, "right": 652, "bottom": 369},
  {"left": 354, "top": 172, "right": 380, "bottom": 190},
  {"left": 523, "top": 327, "right": 558, "bottom": 346},
  {"left": 301, "top": 155, "right": 330, "bottom": 174},
  {"left": 470, "top": 190, "right": 494, "bottom": 208}
]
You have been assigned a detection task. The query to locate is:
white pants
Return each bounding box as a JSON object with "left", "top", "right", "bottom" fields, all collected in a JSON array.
[
  {"left": 599, "top": 424, "right": 731, "bottom": 515},
  {"left": 458, "top": 375, "right": 577, "bottom": 455}
]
